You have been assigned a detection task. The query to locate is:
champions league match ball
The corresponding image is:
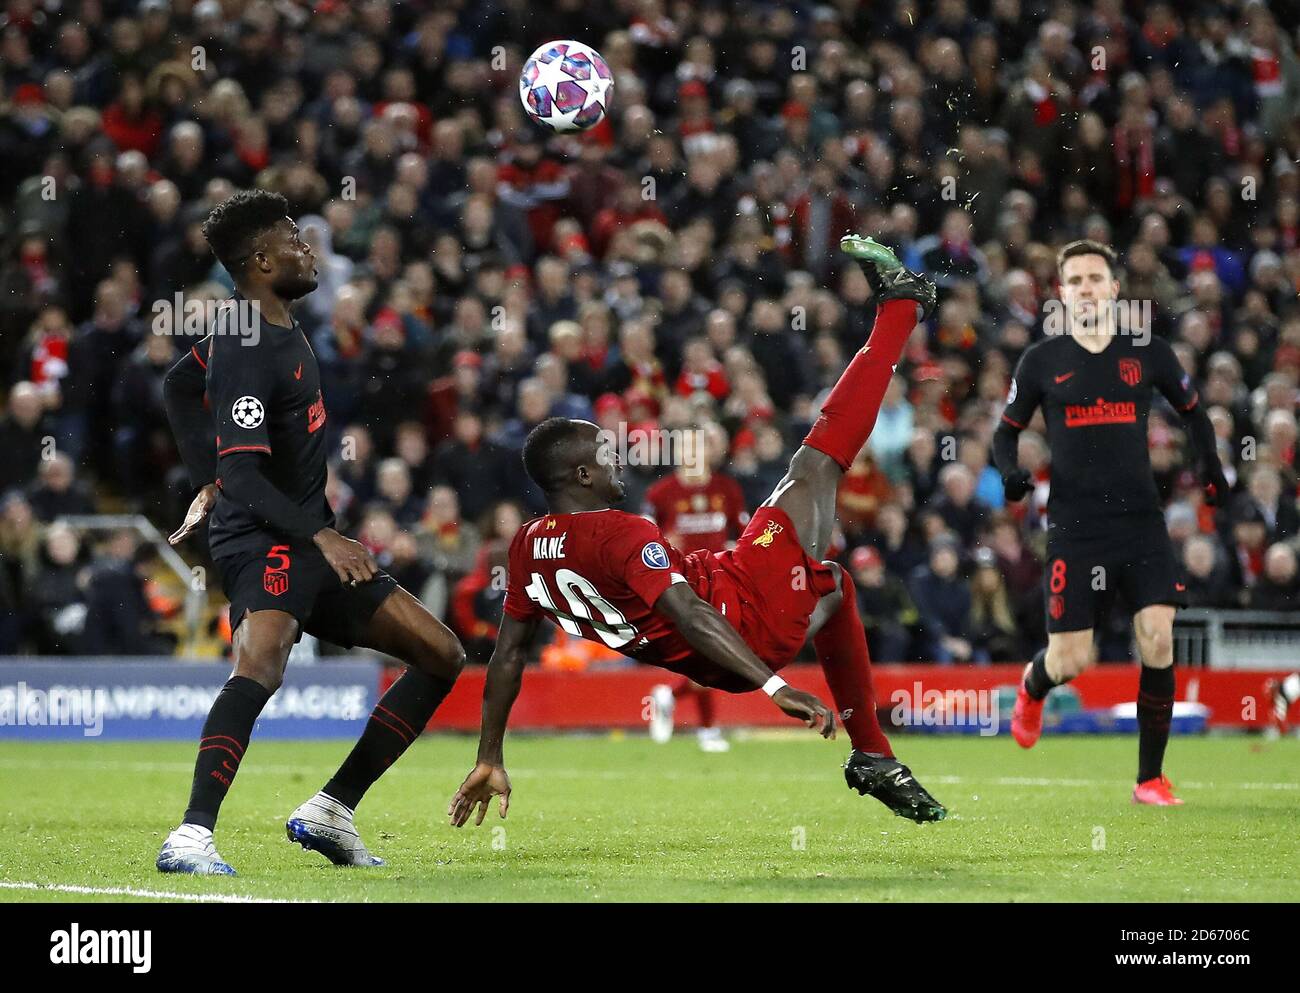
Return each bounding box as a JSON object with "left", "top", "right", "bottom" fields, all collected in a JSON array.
[{"left": 519, "top": 39, "right": 614, "bottom": 132}]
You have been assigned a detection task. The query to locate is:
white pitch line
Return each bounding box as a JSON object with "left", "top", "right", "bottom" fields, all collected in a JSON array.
[{"left": 0, "top": 880, "right": 311, "bottom": 904}]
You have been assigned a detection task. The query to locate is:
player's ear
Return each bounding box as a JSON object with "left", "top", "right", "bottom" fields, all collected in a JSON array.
[{"left": 575, "top": 463, "right": 593, "bottom": 488}]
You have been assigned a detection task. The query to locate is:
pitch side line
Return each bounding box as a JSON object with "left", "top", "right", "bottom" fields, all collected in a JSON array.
[{"left": 0, "top": 880, "right": 312, "bottom": 904}]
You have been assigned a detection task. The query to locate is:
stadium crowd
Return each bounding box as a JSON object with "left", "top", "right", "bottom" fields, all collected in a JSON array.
[{"left": 1, "top": 0, "right": 1298, "bottom": 663}]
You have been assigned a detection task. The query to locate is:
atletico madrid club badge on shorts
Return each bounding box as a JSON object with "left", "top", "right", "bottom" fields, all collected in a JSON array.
[{"left": 263, "top": 544, "right": 291, "bottom": 596}]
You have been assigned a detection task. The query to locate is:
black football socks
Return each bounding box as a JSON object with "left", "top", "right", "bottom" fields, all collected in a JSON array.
[
  {"left": 1136, "top": 664, "right": 1176, "bottom": 783},
  {"left": 323, "top": 668, "right": 456, "bottom": 810},
  {"left": 1023, "top": 648, "right": 1059, "bottom": 701},
  {"left": 183, "top": 676, "right": 273, "bottom": 830}
]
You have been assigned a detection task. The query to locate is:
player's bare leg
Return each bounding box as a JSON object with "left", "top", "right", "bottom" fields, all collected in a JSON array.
[
  {"left": 289, "top": 587, "right": 465, "bottom": 865},
  {"left": 159, "top": 609, "right": 299, "bottom": 875},
  {"left": 761, "top": 236, "right": 944, "bottom": 821},
  {"left": 1012, "top": 628, "right": 1095, "bottom": 748},
  {"left": 1131, "top": 604, "right": 1182, "bottom": 806},
  {"left": 763, "top": 237, "right": 935, "bottom": 562}
]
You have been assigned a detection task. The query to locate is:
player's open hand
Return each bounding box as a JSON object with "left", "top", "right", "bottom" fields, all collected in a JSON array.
[
  {"left": 449, "top": 762, "right": 512, "bottom": 827},
  {"left": 772, "top": 685, "right": 837, "bottom": 739},
  {"left": 313, "top": 527, "right": 378, "bottom": 587},
  {"left": 169, "top": 483, "right": 218, "bottom": 545}
]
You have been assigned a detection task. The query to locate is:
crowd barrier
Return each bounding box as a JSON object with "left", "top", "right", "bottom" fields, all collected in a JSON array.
[
  {"left": 0, "top": 659, "right": 1289, "bottom": 740},
  {"left": 0, "top": 659, "right": 379, "bottom": 740},
  {"left": 405, "top": 663, "right": 1288, "bottom": 733}
]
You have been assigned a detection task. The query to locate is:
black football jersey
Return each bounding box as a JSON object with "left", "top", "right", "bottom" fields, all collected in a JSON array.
[
  {"left": 206, "top": 293, "right": 334, "bottom": 557},
  {"left": 1001, "top": 332, "right": 1199, "bottom": 541}
]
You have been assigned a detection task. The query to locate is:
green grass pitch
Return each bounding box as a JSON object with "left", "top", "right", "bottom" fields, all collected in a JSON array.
[{"left": 1, "top": 734, "right": 1296, "bottom": 902}]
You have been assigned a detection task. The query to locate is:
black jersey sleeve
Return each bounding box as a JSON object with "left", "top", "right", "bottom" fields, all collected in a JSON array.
[
  {"left": 217, "top": 451, "right": 331, "bottom": 541},
  {"left": 993, "top": 344, "right": 1042, "bottom": 481},
  {"left": 1151, "top": 336, "right": 1227, "bottom": 489},
  {"left": 209, "top": 335, "right": 275, "bottom": 458},
  {"left": 999, "top": 344, "right": 1044, "bottom": 430},
  {"left": 1150, "top": 335, "right": 1199, "bottom": 414},
  {"left": 162, "top": 337, "right": 216, "bottom": 492}
]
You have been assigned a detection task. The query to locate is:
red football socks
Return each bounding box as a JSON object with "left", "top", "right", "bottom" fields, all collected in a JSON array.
[
  {"left": 813, "top": 569, "right": 894, "bottom": 757},
  {"left": 802, "top": 298, "right": 919, "bottom": 470}
]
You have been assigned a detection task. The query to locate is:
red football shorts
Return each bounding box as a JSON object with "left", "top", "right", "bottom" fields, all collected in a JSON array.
[{"left": 672, "top": 506, "right": 838, "bottom": 691}]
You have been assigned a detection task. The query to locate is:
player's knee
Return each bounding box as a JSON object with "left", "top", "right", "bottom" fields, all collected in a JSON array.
[
  {"left": 413, "top": 626, "right": 466, "bottom": 681},
  {"left": 1052, "top": 643, "right": 1094, "bottom": 680},
  {"left": 1139, "top": 630, "right": 1173, "bottom": 667},
  {"left": 233, "top": 653, "right": 287, "bottom": 693}
]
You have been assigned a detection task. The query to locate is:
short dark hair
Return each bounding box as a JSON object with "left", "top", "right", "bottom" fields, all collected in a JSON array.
[
  {"left": 201, "top": 189, "right": 290, "bottom": 275},
  {"left": 522, "top": 417, "right": 588, "bottom": 494},
  {"left": 1056, "top": 239, "right": 1118, "bottom": 278}
]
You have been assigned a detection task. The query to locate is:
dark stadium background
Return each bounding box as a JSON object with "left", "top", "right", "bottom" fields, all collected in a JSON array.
[{"left": 0, "top": 0, "right": 1297, "bottom": 674}]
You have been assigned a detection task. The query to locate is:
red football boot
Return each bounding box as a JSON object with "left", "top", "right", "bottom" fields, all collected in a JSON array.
[
  {"left": 1132, "top": 774, "right": 1184, "bottom": 806},
  {"left": 1010, "top": 665, "right": 1044, "bottom": 749}
]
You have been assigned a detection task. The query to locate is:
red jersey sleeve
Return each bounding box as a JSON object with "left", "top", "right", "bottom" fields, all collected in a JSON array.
[
  {"left": 502, "top": 526, "right": 544, "bottom": 623},
  {"left": 604, "top": 515, "right": 683, "bottom": 612}
]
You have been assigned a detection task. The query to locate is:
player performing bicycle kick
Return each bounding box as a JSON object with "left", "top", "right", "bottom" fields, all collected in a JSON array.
[{"left": 449, "top": 236, "right": 948, "bottom": 828}]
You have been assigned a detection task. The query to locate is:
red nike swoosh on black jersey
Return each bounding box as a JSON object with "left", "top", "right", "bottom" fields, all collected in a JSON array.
[
  {"left": 1055, "top": 372, "right": 1075, "bottom": 383},
  {"left": 294, "top": 363, "right": 303, "bottom": 379}
]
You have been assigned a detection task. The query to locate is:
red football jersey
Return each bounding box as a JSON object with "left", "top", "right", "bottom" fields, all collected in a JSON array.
[
  {"left": 643, "top": 472, "right": 749, "bottom": 554},
  {"left": 503, "top": 510, "right": 716, "bottom": 667}
]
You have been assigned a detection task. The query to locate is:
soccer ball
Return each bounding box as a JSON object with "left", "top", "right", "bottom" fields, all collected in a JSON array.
[{"left": 519, "top": 39, "right": 613, "bottom": 132}]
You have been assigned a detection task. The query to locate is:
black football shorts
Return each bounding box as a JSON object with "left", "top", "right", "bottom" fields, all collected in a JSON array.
[
  {"left": 1043, "top": 530, "right": 1185, "bottom": 634},
  {"left": 215, "top": 538, "right": 398, "bottom": 648}
]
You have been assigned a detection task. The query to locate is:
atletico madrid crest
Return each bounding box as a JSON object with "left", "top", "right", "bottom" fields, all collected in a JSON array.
[{"left": 1118, "top": 358, "right": 1141, "bottom": 387}]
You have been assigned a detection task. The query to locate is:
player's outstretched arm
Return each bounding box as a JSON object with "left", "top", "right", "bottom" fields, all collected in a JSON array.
[
  {"left": 449, "top": 612, "right": 540, "bottom": 827},
  {"left": 653, "top": 583, "right": 836, "bottom": 738}
]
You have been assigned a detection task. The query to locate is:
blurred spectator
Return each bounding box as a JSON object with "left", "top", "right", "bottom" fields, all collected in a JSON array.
[
  {"left": 1247, "top": 543, "right": 1299, "bottom": 611},
  {"left": 849, "top": 544, "right": 916, "bottom": 663},
  {"left": 434, "top": 411, "right": 512, "bottom": 513},
  {"left": 908, "top": 534, "right": 973, "bottom": 663},
  {"left": 0, "top": 381, "right": 51, "bottom": 496},
  {"left": 1182, "top": 533, "right": 1233, "bottom": 608},
  {"left": 27, "top": 453, "right": 95, "bottom": 522},
  {"left": 963, "top": 548, "right": 1022, "bottom": 662},
  {"left": 80, "top": 530, "right": 175, "bottom": 655},
  {"left": 27, "top": 522, "right": 88, "bottom": 654}
]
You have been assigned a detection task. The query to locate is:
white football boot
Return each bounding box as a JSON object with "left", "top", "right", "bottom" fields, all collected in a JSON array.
[
  {"left": 156, "top": 823, "right": 236, "bottom": 875},
  {"left": 286, "top": 792, "right": 385, "bottom": 867}
]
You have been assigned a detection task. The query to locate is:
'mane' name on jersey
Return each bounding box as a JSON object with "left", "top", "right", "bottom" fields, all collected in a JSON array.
[{"left": 504, "top": 510, "right": 713, "bottom": 665}]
